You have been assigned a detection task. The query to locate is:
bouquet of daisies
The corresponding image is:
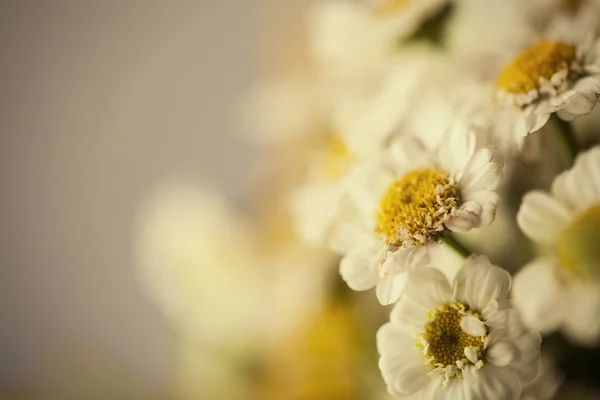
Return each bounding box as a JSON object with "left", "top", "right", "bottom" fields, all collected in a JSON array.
[{"left": 137, "top": 1, "right": 600, "bottom": 399}]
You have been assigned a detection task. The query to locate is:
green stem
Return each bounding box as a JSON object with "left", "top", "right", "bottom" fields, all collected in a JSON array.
[
  {"left": 443, "top": 233, "right": 470, "bottom": 258},
  {"left": 552, "top": 114, "right": 578, "bottom": 162}
]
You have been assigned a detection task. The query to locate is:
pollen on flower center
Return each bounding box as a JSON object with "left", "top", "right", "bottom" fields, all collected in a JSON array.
[
  {"left": 497, "top": 40, "right": 578, "bottom": 95},
  {"left": 419, "top": 302, "right": 486, "bottom": 368},
  {"left": 557, "top": 204, "right": 600, "bottom": 281},
  {"left": 377, "top": 169, "right": 458, "bottom": 246}
]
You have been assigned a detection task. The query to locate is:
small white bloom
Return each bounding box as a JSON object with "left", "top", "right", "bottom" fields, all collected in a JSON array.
[
  {"left": 337, "top": 124, "right": 504, "bottom": 305},
  {"left": 135, "top": 181, "right": 262, "bottom": 345},
  {"left": 377, "top": 255, "right": 541, "bottom": 399},
  {"left": 514, "top": 146, "right": 600, "bottom": 345},
  {"left": 448, "top": 1, "right": 600, "bottom": 157},
  {"left": 477, "top": 36, "right": 600, "bottom": 156}
]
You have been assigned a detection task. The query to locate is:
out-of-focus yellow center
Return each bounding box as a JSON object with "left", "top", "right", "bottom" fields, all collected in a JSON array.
[
  {"left": 557, "top": 204, "right": 600, "bottom": 281},
  {"left": 497, "top": 41, "right": 577, "bottom": 94},
  {"left": 372, "top": 0, "right": 413, "bottom": 16},
  {"left": 252, "top": 302, "right": 364, "bottom": 400},
  {"left": 377, "top": 169, "right": 458, "bottom": 246},
  {"left": 321, "top": 135, "right": 352, "bottom": 180},
  {"left": 420, "top": 302, "right": 486, "bottom": 368}
]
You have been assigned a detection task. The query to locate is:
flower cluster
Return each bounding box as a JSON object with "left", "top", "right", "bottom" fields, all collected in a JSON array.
[{"left": 136, "top": 1, "right": 600, "bottom": 399}]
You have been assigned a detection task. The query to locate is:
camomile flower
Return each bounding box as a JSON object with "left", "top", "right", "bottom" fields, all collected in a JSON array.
[
  {"left": 377, "top": 255, "right": 541, "bottom": 399},
  {"left": 495, "top": 35, "right": 600, "bottom": 128},
  {"left": 336, "top": 124, "right": 504, "bottom": 305},
  {"left": 514, "top": 146, "right": 600, "bottom": 345},
  {"left": 449, "top": 4, "right": 600, "bottom": 156}
]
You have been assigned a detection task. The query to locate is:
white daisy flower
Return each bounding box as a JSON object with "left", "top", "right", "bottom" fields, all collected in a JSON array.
[
  {"left": 449, "top": 2, "right": 600, "bottom": 157},
  {"left": 495, "top": 36, "right": 600, "bottom": 127},
  {"left": 514, "top": 145, "right": 600, "bottom": 345},
  {"left": 336, "top": 124, "right": 504, "bottom": 305},
  {"left": 377, "top": 255, "right": 541, "bottom": 399}
]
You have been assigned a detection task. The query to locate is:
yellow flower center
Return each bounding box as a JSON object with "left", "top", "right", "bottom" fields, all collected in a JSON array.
[
  {"left": 497, "top": 40, "right": 578, "bottom": 95},
  {"left": 321, "top": 135, "right": 352, "bottom": 180},
  {"left": 377, "top": 169, "right": 458, "bottom": 246},
  {"left": 557, "top": 204, "right": 600, "bottom": 281},
  {"left": 372, "top": 0, "right": 413, "bottom": 16},
  {"left": 420, "top": 302, "right": 486, "bottom": 368}
]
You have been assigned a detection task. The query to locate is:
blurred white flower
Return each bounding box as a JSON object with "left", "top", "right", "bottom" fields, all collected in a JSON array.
[
  {"left": 514, "top": 146, "right": 600, "bottom": 345},
  {"left": 520, "top": 353, "right": 564, "bottom": 400},
  {"left": 288, "top": 134, "right": 359, "bottom": 245},
  {"left": 377, "top": 255, "right": 541, "bottom": 399},
  {"left": 135, "top": 181, "right": 262, "bottom": 346},
  {"left": 240, "top": 79, "right": 330, "bottom": 144},
  {"left": 335, "top": 124, "right": 504, "bottom": 305}
]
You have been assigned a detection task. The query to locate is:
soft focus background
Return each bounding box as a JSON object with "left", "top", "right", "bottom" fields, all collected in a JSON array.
[{"left": 0, "top": 1, "right": 290, "bottom": 397}]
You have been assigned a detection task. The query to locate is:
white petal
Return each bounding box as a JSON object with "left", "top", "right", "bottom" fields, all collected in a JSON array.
[
  {"left": 475, "top": 365, "right": 522, "bottom": 400},
  {"left": 328, "top": 216, "right": 374, "bottom": 255},
  {"left": 376, "top": 272, "right": 409, "bottom": 305},
  {"left": 459, "top": 148, "right": 504, "bottom": 194},
  {"left": 390, "top": 266, "right": 452, "bottom": 327},
  {"left": 512, "top": 258, "right": 566, "bottom": 334},
  {"left": 461, "top": 315, "right": 486, "bottom": 337},
  {"left": 486, "top": 341, "right": 516, "bottom": 367},
  {"left": 535, "top": 90, "right": 577, "bottom": 114},
  {"left": 382, "top": 244, "right": 439, "bottom": 276},
  {"left": 388, "top": 135, "right": 436, "bottom": 176},
  {"left": 289, "top": 183, "right": 341, "bottom": 245},
  {"left": 420, "top": 376, "right": 472, "bottom": 400},
  {"left": 401, "top": 266, "right": 453, "bottom": 311},
  {"left": 455, "top": 255, "right": 511, "bottom": 311},
  {"left": 563, "top": 278, "right": 600, "bottom": 346},
  {"left": 438, "top": 123, "right": 476, "bottom": 178},
  {"left": 445, "top": 201, "right": 483, "bottom": 232},
  {"left": 524, "top": 106, "right": 551, "bottom": 133},
  {"left": 464, "top": 347, "right": 479, "bottom": 364},
  {"left": 517, "top": 191, "right": 572, "bottom": 246},
  {"left": 559, "top": 77, "right": 600, "bottom": 118},
  {"left": 507, "top": 327, "right": 542, "bottom": 383},
  {"left": 339, "top": 245, "right": 382, "bottom": 291},
  {"left": 462, "top": 190, "right": 500, "bottom": 228},
  {"left": 377, "top": 323, "right": 430, "bottom": 396},
  {"left": 345, "top": 163, "right": 394, "bottom": 218},
  {"left": 551, "top": 146, "right": 600, "bottom": 213}
]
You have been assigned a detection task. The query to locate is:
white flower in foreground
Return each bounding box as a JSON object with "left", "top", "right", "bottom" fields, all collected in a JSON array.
[
  {"left": 337, "top": 124, "right": 504, "bottom": 305},
  {"left": 515, "top": 146, "right": 600, "bottom": 345},
  {"left": 377, "top": 255, "right": 541, "bottom": 399}
]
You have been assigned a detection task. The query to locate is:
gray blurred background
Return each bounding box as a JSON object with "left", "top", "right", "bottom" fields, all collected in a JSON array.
[{"left": 0, "top": 1, "right": 284, "bottom": 397}]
